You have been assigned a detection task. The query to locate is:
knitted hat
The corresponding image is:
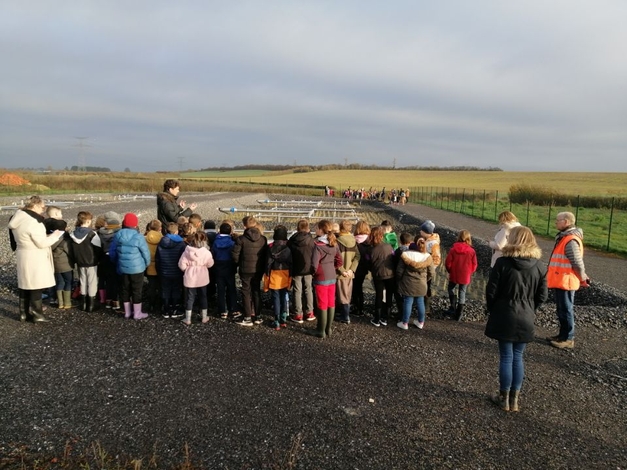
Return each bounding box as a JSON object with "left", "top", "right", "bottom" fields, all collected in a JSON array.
[
  {"left": 122, "top": 213, "right": 139, "bottom": 228},
  {"left": 103, "top": 211, "right": 121, "bottom": 227},
  {"left": 420, "top": 220, "right": 435, "bottom": 235}
]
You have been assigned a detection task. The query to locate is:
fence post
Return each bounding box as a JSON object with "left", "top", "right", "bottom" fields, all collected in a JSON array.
[
  {"left": 575, "top": 195, "right": 580, "bottom": 222},
  {"left": 460, "top": 189, "right": 466, "bottom": 214},
  {"left": 547, "top": 201, "right": 553, "bottom": 235},
  {"left": 526, "top": 200, "right": 530, "bottom": 226},
  {"left": 481, "top": 189, "right": 486, "bottom": 219},
  {"left": 607, "top": 197, "right": 614, "bottom": 252},
  {"left": 472, "top": 189, "right": 475, "bottom": 217},
  {"left": 494, "top": 190, "right": 498, "bottom": 221}
]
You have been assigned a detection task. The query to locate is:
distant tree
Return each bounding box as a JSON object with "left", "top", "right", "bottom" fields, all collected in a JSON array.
[{"left": 124, "top": 167, "right": 131, "bottom": 172}]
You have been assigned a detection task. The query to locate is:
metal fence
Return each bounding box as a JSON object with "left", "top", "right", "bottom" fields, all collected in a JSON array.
[{"left": 407, "top": 187, "right": 627, "bottom": 256}]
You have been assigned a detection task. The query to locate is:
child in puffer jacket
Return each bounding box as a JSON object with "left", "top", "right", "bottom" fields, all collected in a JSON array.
[
  {"left": 178, "top": 231, "right": 214, "bottom": 325},
  {"left": 109, "top": 213, "right": 151, "bottom": 320},
  {"left": 266, "top": 225, "right": 292, "bottom": 330},
  {"left": 211, "top": 222, "right": 238, "bottom": 319},
  {"left": 156, "top": 222, "right": 186, "bottom": 318}
]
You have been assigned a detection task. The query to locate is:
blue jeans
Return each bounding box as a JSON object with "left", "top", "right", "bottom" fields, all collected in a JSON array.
[
  {"left": 554, "top": 289, "right": 575, "bottom": 340},
  {"left": 271, "top": 288, "right": 288, "bottom": 323},
  {"left": 402, "top": 295, "right": 425, "bottom": 324},
  {"left": 55, "top": 271, "right": 73, "bottom": 291},
  {"left": 498, "top": 341, "right": 527, "bottom": 391},
  {"left": 447, "top": 282, "right": 468, "bottom": 306}
]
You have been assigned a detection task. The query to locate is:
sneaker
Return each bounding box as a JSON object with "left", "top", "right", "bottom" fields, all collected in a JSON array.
[
  {"left": 238, "top": 317, "right": 254, "bottom": 327},
  {"left": 105, "top": 300, "right": 112, "bottom": 309},
  {"left": 305, "top": 312, "right": 316, "bottom": 322},
  {"left": 162, "top": 313, "right": 171, "bottom": 319},
  {"left": 272, "top": 321, "right": 281, "bottom": 331},
  {"left": 397, "top": 321, "right": 408, "bottom": 330},
  {"left": 370, "top": 319, "right": 380, "bottom": 327},
  {"left": 379, "top": 319, "right": 388, "bottom": 326},
  {"left": 171, "top": 311, "right": 184, "bottom": 319},
  {"left": 253, "top": 316, "right": 263, "bottom": 325},
  {"left": 231, "top": 311, "right": 242, "bottom": 320},
  {"left": 550, "top": 339, "right": 575, "bottom": 349},
  {"left": 220, "top": 312, "right": 228, "bottom": 319},
  {"left": 339, "top": 319, "right": 351, "bottom": 324},
  {"left": 413, "top": 320, "right": 424, "bottom": 329},
  {"left": 290, "top": 314, "right": 304, "bottom": 324},
  {"left": 280, "top": 321, "right": 287, "bottom": 328}
]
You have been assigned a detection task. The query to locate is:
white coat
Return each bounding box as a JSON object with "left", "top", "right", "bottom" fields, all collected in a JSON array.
[
  {"left": 8, "top": 210, "right": 60, "bottom": 290},
  {"left": 489, "top": 221, "right": 521, "bottom": 268}
]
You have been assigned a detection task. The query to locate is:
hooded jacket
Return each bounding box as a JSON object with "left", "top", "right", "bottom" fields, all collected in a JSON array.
[
  {"left": 110, "top": 228, "right": 150, "bottom": 275},
  {"left": 232, "top": 227, "right": 268, "bottom": 275},
  {"left": 211, "top": 233, "right": 236, "bottom": 263},
  {"left": 145, "top": 229, "right": 163, "bottom": 276},
  {"left": 178, "top": 245, "right": 214, "bottom": 288},
  {"left": 287, "top": 230, "right": 315, "bottom": 276},
  {"left": 69, "top": 226, "right": 102, "bottom": 267},
  {"left": 396, "top": 250, "right": 435, "bottom": 297},
  {"left": 156, "top": 191, "right": 192, "bottom": 228},
  {"left": 51, "top": 232, "right": 75, "bottom": 273},
  {"left": 266, "top": 240, "right": 292, "bottom": 290},
  {"left": 156, "top": 234, "right": 186, "bottom": 278},
  {"left": 312, "top": 236, "right": 342, "bottom": 285},
  {"left": 485, "top": 243, "right": 548, "bottom": 343},
  {"left": 354, "top": 234, "right": 372, "bottom": 278},
  {"left": 445, "top": 242, "right": 478, "bottom": 285},
  {"left": 8, "top": 209, "right": 59, "bottom": 290},
  {"left": 336, "top": 233, "right": 360, "bottom": 278}
]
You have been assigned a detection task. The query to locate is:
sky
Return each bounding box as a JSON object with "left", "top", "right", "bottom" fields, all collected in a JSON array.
[{"left": 1, "top": 1, "right": 626, "bottom": 172}]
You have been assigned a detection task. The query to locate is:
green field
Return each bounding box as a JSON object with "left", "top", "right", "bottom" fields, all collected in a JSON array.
[{"left": 185, "top": 169, "right": 627, "bottom": 196}]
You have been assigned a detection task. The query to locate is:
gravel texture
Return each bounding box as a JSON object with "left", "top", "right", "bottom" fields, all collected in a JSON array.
[{"left": 1, "top": 194, "right": 626, "bottom": 469}]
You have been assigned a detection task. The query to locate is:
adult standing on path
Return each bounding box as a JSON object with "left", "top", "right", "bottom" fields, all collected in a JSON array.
[
  {"left": 485, "top": 226, "right": 548, "bottom": 412},
  {"left": 8, "top": 196, "right": 64, "bottom": 322},
  {"left": 156, "top": 179, "right": 197, "bottom": 233},
  {"left": 546, "top": 211, "right": 589, "bottom": 350}
]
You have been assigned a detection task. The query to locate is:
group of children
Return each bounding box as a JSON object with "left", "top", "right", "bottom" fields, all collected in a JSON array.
[{"left": 41, "top": 205, "right": 479, "bottom": 335}]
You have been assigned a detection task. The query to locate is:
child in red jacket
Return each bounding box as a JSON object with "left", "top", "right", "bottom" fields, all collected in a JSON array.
[{"left": 445, "top": 230, "right": 478, "bottom": 321}]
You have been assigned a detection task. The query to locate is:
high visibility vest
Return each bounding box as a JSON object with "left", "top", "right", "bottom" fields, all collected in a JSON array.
[{"left": 547, "top": 234, "right": 583, "bottom": 290}]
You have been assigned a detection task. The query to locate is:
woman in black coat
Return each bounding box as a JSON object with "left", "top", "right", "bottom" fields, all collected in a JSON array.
[{"left": 485, "top": 226, "right": 548, "bottom": 412}]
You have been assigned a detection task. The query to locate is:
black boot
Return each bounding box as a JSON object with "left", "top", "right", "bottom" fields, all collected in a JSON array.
[
  {"left": 307, "top": 308, "right": 326, "bottom": 338},
  {"left": 86, "top": 296, "right": 98, "bottom": 312},
  {"left": 454, "top": 303, "right": 465, "bottom": 322},
  {"left": 80, "top": 295, "right": 87, "bottom": 311},
  {"left": 31, "top": 298, "right": 50, "bottom": 323},
  {"left": 19, "top": 289, "right": 32, "bottom": 322}
]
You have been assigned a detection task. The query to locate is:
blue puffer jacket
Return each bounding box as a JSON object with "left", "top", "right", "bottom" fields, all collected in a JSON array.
[
  {"left": 110, "top": 228, "right": 150, "bottom": 275},
  {"left": 156, "top": 234, "right": 186, "bottom": 278}
]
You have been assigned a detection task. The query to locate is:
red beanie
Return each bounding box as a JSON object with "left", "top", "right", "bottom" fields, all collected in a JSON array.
[{"left": 122, "top": 213, "right": 138, "bottom": 228}]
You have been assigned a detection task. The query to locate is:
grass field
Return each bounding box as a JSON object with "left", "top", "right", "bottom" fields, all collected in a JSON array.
[
  {"left": 181, "top": 169, "right": 270, "bottom": 178},
  {"left": 185, "top": 169, "right": 627, "bottom": 196}
]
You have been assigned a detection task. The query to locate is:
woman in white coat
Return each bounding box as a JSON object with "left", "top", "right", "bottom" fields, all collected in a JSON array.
[
  {"left": 489, "top": 211, "right": 521, "bottom": 268},
  {"left": 8, "top": 196, "right": 64, "bottom": 322}
]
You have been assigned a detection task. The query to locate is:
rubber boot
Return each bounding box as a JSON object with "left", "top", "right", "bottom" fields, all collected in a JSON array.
[
  {"left": 454, "top": 303, "right": 465, "bottom": 321},
  {"left": 56, "top": 291, "right": 64, "bottom": 309},
  {"left": 123, "top": 302, "right": 133, "bottom": 319},
  {"left": 31, "top": 298, "right": 50, "bottom": 323},
  {"left": 86, "top": 296, "right": 94, "bottom": 313},
  {"left": 491, "top": 390, "right": 510, "bottom": 411},
  {"left": 98, "top": 289, "right": 106, "bottom": 305},
  {"left": 133, "top": 303, "right": 149, "bottom": 320},
  {"left": 447, "top": 294, "right": 457, "bottom": 316},
  {"left": 80, "top": 295, "right": 87, "bottom": 312},
  {"left": 509, "top": 390, "right": 520, "bottom": 412},
  {"left": 19, "top": 289, "right": 32, "bottom": 322},
  {"left": 62, "top": 291, "right": 77, "bottom": 309},
  {"left": 182, "top": 310, "right": 193, "bottom": 325},
  {"left": 326, "top": 307, "right": 335, "bottom": 337},
  {"left": 307, "top": 307, "right": 326, "bottom": 338},
  {"left": 201, "top": 309, "right": 209, "bottom": 324}
]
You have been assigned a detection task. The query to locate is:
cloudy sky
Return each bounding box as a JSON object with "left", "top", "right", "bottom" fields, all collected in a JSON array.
[{"left": 2, "top": 1, "right": 626, "bottom": 172}]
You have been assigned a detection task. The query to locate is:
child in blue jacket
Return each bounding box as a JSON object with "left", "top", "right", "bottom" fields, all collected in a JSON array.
[{"left": 109, "top": 213, "right": 150, "bottom": 320}]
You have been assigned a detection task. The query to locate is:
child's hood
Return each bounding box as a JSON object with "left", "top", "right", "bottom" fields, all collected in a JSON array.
[
  {"left": 70, "top": 226, "right": 93, "bottom": 244},
  {"left": 145, "top": 230, "right": 163, "bottom": 245}
]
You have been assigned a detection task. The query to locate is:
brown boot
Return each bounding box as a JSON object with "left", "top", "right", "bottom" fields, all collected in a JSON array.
[
  {"left": 510, "top": 390, "right": 520, "bottom": 412},
  {"left": 491, "top": 390, "right": 510, "bottom": 411}
]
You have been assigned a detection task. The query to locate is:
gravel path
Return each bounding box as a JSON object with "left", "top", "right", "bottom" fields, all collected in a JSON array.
[{"left": 1, "top": 193, "right": 626, "bottom": 469}]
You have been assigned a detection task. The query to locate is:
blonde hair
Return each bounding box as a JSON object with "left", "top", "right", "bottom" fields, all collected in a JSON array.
[
  {"left": 457, "top": 229, "right": 472, "bottom": 246},
  {"left": 498, "top": 211, "right": 518, "bottom": 224},
  {"left": 339, "top": 219, "right": 353, "bottom": 234},
  {"left": 354, "top": 220, "right": 370, "bottom": 236},
  {"left": 507, "top": 226, "right": 537, "bottom": 247},
  {"left": 317, "top": 220, "right": 337, "bottom": 246}
]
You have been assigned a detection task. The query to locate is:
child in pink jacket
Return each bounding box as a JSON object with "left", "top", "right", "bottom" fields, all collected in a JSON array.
[{"left": 178, "top": 231, "right": 214, "bottom": 325}]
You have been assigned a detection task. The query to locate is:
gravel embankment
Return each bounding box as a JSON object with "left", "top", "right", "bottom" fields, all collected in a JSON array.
[{"left": 1, "top": 193, "right": 626, "bottom": 469}]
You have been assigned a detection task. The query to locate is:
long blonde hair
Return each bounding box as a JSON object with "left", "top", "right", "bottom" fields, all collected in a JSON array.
[{"left": 317, "top": 219, "right": 337, "bottom": 246}]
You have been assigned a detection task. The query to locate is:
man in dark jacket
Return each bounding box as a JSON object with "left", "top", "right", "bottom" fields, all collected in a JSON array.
[
  {"left": 156, "top": 179, "right": 197, "bottom": 234},
  {"left": 232, "top": 217, "right": 267, "bottom": 326},
  {"left": 287, "top": 219, "right": 315, "bottom": 323}
]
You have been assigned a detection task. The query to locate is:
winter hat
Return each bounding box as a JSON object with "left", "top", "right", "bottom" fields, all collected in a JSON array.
[
  {"left": 104, "top": 211, "right": 121, "bottom": 227},
  {"left": 420, "top": 220, "right": 435, "bottom": 235},
  {"left": 122, "top": 213, "right": 139, "bottom": 228}
]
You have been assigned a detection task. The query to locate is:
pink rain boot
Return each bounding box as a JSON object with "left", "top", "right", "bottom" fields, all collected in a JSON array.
[
  {"left": 123, "top": 302, "right": 133, "bottom": 319},
  {"left": 132, "top": 303, "right": 148, "bottom": 320}
]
